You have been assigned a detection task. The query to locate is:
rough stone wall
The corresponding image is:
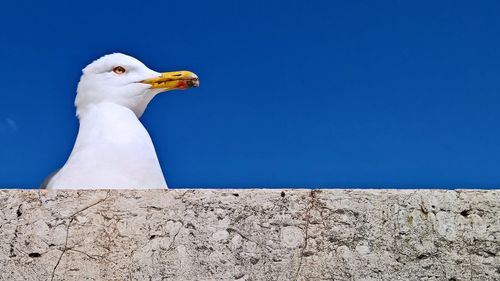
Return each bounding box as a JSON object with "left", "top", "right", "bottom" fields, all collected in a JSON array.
[{"left": 0, "top": 189, "right": 498, "bottom": 281}]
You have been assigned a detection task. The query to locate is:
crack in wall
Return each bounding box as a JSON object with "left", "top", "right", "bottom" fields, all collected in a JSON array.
[
  {"left": 227, "top": 227, "right": 274, "bottom": 251},
  {"left": 294, "top": 189, "right": 319, "bottom": 281},
  {"left": 166, "top": 223, "right": 183, "bottom": 252},
  {"left": 50, "top": 192, "right": 110, "bottom": 281}
]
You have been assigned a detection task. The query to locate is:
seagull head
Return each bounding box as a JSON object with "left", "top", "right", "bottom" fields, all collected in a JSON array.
[{"left": 75, "top": 53, "right": 199, "bottom": 117}]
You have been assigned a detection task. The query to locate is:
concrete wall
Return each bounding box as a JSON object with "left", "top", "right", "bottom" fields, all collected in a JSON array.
[{"left": 0, "top": 189, "right": 498, "bottom": 281}]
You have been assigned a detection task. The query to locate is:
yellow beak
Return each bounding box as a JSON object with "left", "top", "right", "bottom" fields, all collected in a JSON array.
[{"left": 141, "top": 70, "right": 199, "bottom": 91}]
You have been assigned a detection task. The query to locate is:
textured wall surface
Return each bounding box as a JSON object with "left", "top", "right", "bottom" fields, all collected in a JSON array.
[{"left": 0, "top": 189, "right": 498, "bottom": 281}]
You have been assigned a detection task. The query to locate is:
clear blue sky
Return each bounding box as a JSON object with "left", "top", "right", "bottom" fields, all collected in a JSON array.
[{"left": 1, "top": 1, "right": 499, "bottom": 188}]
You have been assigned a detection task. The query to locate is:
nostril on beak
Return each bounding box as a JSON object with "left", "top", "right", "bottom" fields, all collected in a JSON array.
[{"left": 172, "top": 73, "right": 182, "bottom": 77}]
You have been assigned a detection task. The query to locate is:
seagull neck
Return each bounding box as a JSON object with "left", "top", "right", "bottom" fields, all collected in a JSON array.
[
  {"left": 76, "top": 102, "right": 146, "bottom": 141},
  {"left": 79, "top": 101, "right": 137, "bottom": 118}
]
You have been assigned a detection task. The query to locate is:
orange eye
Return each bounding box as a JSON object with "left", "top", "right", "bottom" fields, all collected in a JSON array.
[{"left": 113, "top": 66, "right": 126, "bottom": 74}]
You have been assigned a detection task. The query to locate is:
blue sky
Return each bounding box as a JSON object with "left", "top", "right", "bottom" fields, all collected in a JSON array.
[{"left": 0, "top": 1, "right": 499, "bottom": 188}]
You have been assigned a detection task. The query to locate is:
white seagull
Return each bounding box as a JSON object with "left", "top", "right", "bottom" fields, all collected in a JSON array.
[{"left": 42, "top": 53, "right": 199, "bottom": 189}]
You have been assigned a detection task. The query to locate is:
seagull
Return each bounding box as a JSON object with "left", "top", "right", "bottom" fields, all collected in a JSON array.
[{"left": 41, "top": 53, "right": 199, "bottom": 189}]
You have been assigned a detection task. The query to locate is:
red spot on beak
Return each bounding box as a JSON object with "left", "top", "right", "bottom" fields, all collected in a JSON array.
[{"left": 177, "top": 81, "right": 188, "bottom": 88}]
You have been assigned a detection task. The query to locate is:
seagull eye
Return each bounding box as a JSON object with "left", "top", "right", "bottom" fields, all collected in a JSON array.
[{"left": 112, "top": 66, "right": 126, "bottom": 75}]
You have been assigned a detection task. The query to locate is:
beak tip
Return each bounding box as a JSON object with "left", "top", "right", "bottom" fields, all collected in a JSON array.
[{"left": 188, "top": 79, "right": 200, "bottom": 88}]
